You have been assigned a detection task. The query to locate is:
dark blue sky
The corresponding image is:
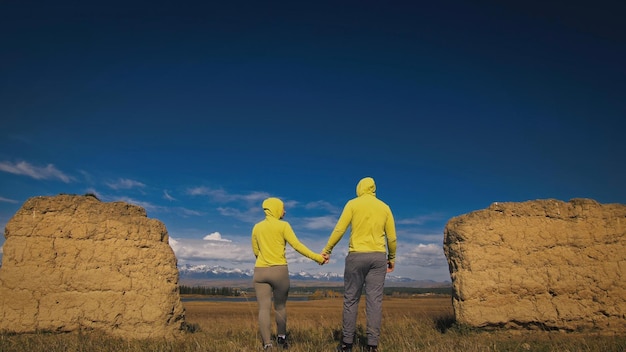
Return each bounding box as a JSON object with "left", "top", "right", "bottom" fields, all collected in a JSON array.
[{"left": 1, "top": 0, "right": 624, "bottom": 281}]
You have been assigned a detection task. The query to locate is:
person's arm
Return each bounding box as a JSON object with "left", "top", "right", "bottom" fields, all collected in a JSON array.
[
  {"left": 323, "top": 203, "right": 352, "bottom": 254},
  {"left": 251, "top": 226, "right": 260, "bottom": 258},
  {"left": 385, "top": 208, "right": 397, "bottom": 268},
  {"left": 283, "top": 222, "right": 325, "bottom": 264}
]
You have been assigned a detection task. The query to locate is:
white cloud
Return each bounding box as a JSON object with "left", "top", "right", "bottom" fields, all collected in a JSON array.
[
  {"left": 301, "top": 215, "right": 338, "bottom": 230},
  {"left": 242, "top": 191, "right": 272, "bottom": 203},
  {"left": 169, "top": 236, "right": 252, "bottom": 264},
  {"left": 397, "top": 229, "right": 444, "bottom": 243},
  {"left": 203, "top": 232, "right": 232, "bottom": 242},
  {"left": 187, "top": 186, "right": 269, "bottom": 203},
  {"left": 106, "top": 178, "right": 146, "bottom": 190},
  {"left": 396, "top": 213, "right": 445, "bottom": 225},
  {"left": 179, "top": 207, "right": 203, "bottom": 216},
  {"left": 217, "top": 206, "right": 261, "bottom": 223},
  {"left": 0, "top": 161, "right": 71, "bottom": 183},
  {"left": 0, "top": 196, "right": 20, "bottom": 204},
  {"left": 283, "top": 199, "right": 298, "bottom": 209},
  {"left": 400, "top": 243, "right": 448, "bottom": 268},
  {"left": 163, "top": 190, "right": 176, "bottom": 201},
  {"left": 78, "top": 170, "right": 94, "bottom": 184},
  {"left": 186, "top": 186, "right": 212, "bottom": 196},
  {"left": 304, "top": 200, "right": 340, "bottom": 213},
  {"left": 84, "top": 188, "right": 102, "bottom": 200}
]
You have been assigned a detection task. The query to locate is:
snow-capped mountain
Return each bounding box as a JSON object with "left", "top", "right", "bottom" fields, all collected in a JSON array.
[
  {"left": 178, "top": 264, "right": 253, "bottom": 279},
  {"left": 177, "top": 264, "right": 422, "bottom": 284}
]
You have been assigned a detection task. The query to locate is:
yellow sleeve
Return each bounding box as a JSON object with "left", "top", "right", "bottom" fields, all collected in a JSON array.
[
  {"left": 323, "top": 203, "right": 352, "bottom": 254},
  {"left": 251, "top": 225, "right": 260, "bottom": 258},
  {"left": 283, "top": 223, "right": 325, "bottom": 264},
  {"left": 385, "top": 209, "right": 397, "bottom": 262}
]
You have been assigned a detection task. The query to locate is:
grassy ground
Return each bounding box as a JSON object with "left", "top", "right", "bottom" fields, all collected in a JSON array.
[{"left": 1, "top": 296, "right": 624, "bottom": 351}]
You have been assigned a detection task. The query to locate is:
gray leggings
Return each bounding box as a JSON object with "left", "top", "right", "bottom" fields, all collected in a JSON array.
[
  {"left": 253, "top": 265, "right": 290, "bottom": 345},
  {"left": 342, "top": 252, "right": 388, "bottom": 346}
]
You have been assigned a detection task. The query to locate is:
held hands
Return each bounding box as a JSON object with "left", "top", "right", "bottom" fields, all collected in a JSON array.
[
  {"left": 387, "top": 260, "right": 395, "bottom": 273},
  {"left": 319, "top": 253, "right": 330, "bottom": 265}
]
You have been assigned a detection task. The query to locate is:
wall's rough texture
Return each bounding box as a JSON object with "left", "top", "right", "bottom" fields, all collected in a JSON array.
[
  {"left": 0, "top": 195, "right": 185, "bottom": 339},
  {"left": 444, "top": 198, "right": 626, "bottom": 332}
]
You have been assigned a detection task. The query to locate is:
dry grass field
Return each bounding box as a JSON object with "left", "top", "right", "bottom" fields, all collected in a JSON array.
[{"left": 1, "top": 295, "right": 625, "bottom": 351}]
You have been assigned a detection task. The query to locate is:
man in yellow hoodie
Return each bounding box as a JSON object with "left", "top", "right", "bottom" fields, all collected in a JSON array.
[
  {"left": 252, "top": 197, "right": 326, "bottom": 350},
  {"left": 323, "top": 177, "right": 397, "bottom": 352}
]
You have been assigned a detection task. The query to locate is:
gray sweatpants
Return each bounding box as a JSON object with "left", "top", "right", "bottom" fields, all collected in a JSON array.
[
  {"left": 253, "top": 265, "right": 290, "bottom": 345},
  {"left": 342, "top": 252, "right": 388, "bottom": 346}
]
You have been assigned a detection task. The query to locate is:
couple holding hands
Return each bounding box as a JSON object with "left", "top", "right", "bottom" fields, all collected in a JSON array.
[{"left": 251, "top": 177, "right": 397, "bottom": 351}]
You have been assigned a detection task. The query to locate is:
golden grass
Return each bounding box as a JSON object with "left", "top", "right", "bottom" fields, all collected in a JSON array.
[{"left": 1, "top": 296, "right": 625, "bottom": 351}]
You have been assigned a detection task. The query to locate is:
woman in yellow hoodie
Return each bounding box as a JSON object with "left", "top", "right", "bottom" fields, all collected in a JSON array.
[{"left": 251, "top": 197, "right": 326, "bottom": 350}]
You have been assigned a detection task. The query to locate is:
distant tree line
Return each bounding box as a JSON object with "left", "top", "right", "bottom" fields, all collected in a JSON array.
[
  {"left": 384, "top": 287, "right": 452, "bottom": 296},
  {"left": 308, "top": 289, "right": 341, "bottom": 300},
  {"left": 177, "top": 285, "right": 450, "bottom": 297},
  {"left": 292, "top": 286, "right": 451, "bottom": 296},
  {"left": 294, "top": 286, "right": 452, "bottom": 298},
  {"left": 179, "top": 285, "right": 242, "bottom": 296}
]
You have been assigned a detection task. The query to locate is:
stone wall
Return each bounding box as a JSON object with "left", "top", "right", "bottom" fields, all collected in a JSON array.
[
  {"left": 0, "top": 194, "right": 185, "bottom": 339},
  {"left": 444, "top": 198, "right": 626, "bottom": 332}
]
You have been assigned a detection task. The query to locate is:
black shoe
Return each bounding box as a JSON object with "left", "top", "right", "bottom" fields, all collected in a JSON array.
[
  {"left": 366, "top": 345, "right": 378, "bottom": 352},
  {"left": 336, "top": 342, "right": 352, "bottom": 352},
  {"left": 277, "top": 336, "right": 289, "bottom": 349}
]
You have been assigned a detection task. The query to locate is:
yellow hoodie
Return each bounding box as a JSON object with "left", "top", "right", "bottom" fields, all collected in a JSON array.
[
  {"left": 252, "top": 197, "right": 325, "bottom": 267},
  {"left": 323, "top": 177, "right": 397, "bottom": 263}
]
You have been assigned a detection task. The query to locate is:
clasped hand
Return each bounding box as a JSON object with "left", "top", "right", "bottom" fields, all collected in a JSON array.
[{"left": 319, "top": 253, "right": 330, "bottom": 265}]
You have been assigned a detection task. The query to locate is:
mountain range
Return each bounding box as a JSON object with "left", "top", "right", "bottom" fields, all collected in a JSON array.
[{"left": 177, "top": 264, "right": 450, "bottom": 288}]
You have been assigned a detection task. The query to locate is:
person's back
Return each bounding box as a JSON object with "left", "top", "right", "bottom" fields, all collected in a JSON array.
[
  {"left": 252, "top": 197, "right": 323, "bottom": 267},
  {"left": 324, "top": 177, "right": 396, "bottom": 259},
  {"left": 343, "top": 191, "right": 394, "bottom": 254},
  {"left": 323, "top": 177, "right": 396, "bottom": 352},
  {"left": 252, "top": 197, "right": 325, "bottom": 350}
]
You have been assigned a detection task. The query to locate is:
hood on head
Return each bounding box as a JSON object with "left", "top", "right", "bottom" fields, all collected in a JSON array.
[
  {"left": 356, "top": 177, "right": 376, "bottom": 197},
  {"left": 262, "top": 197, "right": 284, "bottom": 219}
]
